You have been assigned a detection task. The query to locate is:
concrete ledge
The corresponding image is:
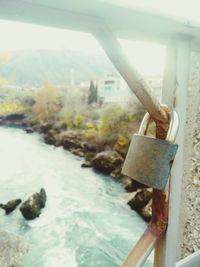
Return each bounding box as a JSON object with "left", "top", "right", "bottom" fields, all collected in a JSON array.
[
  {"left": 0, "top": 230, "right": 28, "bottom": 267},
  {"left": 176, "top": 251, "right": 200, "bottom": 267}
]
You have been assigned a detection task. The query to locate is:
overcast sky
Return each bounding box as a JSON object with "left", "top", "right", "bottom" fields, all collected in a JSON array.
[
  {"left": 0, "top": 20, "right": 166, "bottom": 76},
  {"left": 0, "top": 1, "right": 199, "bottom": 75}
]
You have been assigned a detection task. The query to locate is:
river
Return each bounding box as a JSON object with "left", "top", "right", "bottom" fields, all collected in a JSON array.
[{"left": 0, "top": 127, "right": 152, "bottom": 267}]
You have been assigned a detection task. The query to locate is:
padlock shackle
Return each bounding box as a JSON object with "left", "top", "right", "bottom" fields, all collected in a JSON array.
[
  {"left": 139, "top": 109, "right": 179, "bottom": 143},
  {"left": 166, "top": 110, "right": 179, "bottom": 142},
  {"left": 138, "top": 112, "right": 151, "bottom": 135}
]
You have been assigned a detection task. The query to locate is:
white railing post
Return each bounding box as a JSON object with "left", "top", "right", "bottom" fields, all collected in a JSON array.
[{"left": 154, "top": 36, "right": 192, "bottom": 267}]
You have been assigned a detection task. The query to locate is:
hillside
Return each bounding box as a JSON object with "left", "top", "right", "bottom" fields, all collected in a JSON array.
[{"left": 0, "top": 50, "right": 115, "bottom": 86}]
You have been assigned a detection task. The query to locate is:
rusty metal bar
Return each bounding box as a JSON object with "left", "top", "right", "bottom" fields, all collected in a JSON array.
[
  {"left": 122, "top": 227, "right": 158, "bottom": 267},
  {"left": 121, "top": 188, "right": 169, "bottom": 267},
  {"left": 93, "top": 26, "right": 169, "bottom": 124}
]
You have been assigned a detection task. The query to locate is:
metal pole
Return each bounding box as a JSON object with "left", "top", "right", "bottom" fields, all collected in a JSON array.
[
  {"left": 122, "top": 227, "right": 158, "bottom": 267},
  {"left": 154, "top": 36, "right": 191, "bottom": 267},
  {"left": 93, "top": 26, "right": 168, "bottom": 124}
]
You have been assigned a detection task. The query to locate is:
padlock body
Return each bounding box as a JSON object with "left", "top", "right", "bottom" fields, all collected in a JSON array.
[{"left": 122, "top": 134, "right": 178, "bottom": 191}]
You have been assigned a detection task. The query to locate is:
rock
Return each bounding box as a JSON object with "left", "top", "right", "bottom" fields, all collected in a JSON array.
[
  {"left": 39, "top": 188, "right": 47, "bottom": 208},
  {"left": 0, "top": 230, "right": 29, "bottom": 267},
  {"left": 25, "top": 127, "right": 34, "bottom": 133},
  {"left": 140, "top": 200, "right": 152, "bottom": 222},
  {"left": 39, "top": 122, "right": 53, "bottom": 134},
  {"left": 53, "top": 121, "right": 67, "bottom": 133},
  {"left": 5, "top": 112, "right": 25, "bottom": 122},
  {"left": 20, "top": 188, "right": 47, "bottom": 220},
  {"left": 128, "top": 189, "right": 152, "bottom": 211},
  {"left": 0, "top": 199, "right": 22, "bottom": 214},
  {"left": 70, "top": 148, "right": 84, "bottom": 157},
  {"left": 57, "top": 130, "right": 83, "bottom": 150},
  {"left": 44, "top": 132, "right": 56, "bottom": 145},
  {"left": 124, "top": 179, "right": 148, "bottom": 193},
  {"left": 83, "top": 141, "right": 102, "bottom": 153},
  {"left": 81, "top": 161, "right": 92, "bottom": 168},
  {"left": 111, "top": 166, "right": 122, "bottom": 178},
  {"left": 91, "top": 150, "right": 124, "bottom": 174},
  {"left": 0, "top": 112, "right": 25, "bottom": 126},
  {"left": 84, "top": 151, "right": 96, "bottom": 162}
]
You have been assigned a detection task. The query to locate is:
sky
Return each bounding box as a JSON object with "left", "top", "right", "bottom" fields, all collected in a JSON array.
[
  {"left": 115, "top": 0, "right": 200, "bottom": 21},
  {"left": 0, "top": 1, "right": 199, "bottom": 76},
  {"left": 0, "top": 20, "right": 166, "bottom": 76}
]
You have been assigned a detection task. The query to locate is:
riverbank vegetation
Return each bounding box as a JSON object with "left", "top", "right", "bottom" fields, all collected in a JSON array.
[
  {"left": 0, "top": 82, "right": 153, "bottom": 222},
  {"left": 31, "top": 82, "right": 145, "bottom": 155}
]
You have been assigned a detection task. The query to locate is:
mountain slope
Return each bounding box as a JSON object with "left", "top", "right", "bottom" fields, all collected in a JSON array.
[{"left": 0, "top": 50, "right": 115, "bottom": 86}]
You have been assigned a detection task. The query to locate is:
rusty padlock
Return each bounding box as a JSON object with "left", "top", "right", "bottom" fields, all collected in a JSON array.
[{"left": 122, "top": 110, "right": 179, "bottom": 191}]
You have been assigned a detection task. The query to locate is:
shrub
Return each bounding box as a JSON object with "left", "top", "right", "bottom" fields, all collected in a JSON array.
[
  {"left": 33, "top": 81, "right": 61, "bottom": 123},
  {"left": 99, "top": 104, "right": 136, "bottom": 144},
  {"left": 0, "top": 102, "right": 24, "bottom": 116}
]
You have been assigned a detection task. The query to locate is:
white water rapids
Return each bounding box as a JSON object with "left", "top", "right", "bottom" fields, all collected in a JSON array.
[{"left": 0, "top": 127, "right": 152, "bottom": 267}]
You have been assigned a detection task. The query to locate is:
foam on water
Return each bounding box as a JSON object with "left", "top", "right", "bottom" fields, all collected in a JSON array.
[
  {"left": 0, "top": 127, "right": 153, "bottom": 267},
  {"left": 43, "top": 248, "right": 78, "bottom": 267}
]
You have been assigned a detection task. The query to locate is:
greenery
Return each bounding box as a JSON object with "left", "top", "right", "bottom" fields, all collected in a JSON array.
[
  {"left": 0, "top": 102, "right": 24, "bottom": 116},
  {"left": 0, "top": 50, "right": 114, "bottom": 86},
  {"left": 32, "top": 81, "right": 61, "bottom": 122},
  {"left": 0, "top": 80, "right": 144, "bottom": 157},
  {"left": 88, "top": 80, "right": 97, "bottom": 104}
]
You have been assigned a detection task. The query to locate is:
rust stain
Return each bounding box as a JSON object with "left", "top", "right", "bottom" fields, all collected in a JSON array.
[
  {"left": 155, "top": 105, "right": 170, "bottom": 140},
  {"left": 149, "top": 106, "right": 170, "bottom": 238},
  {"left": 149, "top": 189, "right": 169, "bottom": 237}
]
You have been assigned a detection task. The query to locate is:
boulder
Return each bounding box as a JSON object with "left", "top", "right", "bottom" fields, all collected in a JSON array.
[
  {"left": 124, "top": 179, "right": 148, "bottom": 193},
  {"left": 70, "top": 148, "right": 84, "bottom": 157},
  {"left": 44, "top": 131, "right": 57, "bottom": 145},
  {"left": 57, "top": 130, "right": 83, "bottom": 150},
  {"left": 25, "top": 127, "right": 34, "bottom": 133},
  {"left": 4, "top": 112, "right": 25, "bottom": 122},
  {"left": 82, "top": 141, "right": 102, "bottom": 153},
  {"left": 39, "top": 188, "right": 47, "bottom": 208},
  {"left": 20, "top": 188, "right": 47, "bottom": 220},
  {"left": 0, "top": 112, "right": 25, "bottom": 126},
  {"left": 0, "top": 199, "right": 22, "bottom": 214},
  {"left": 140, "top": 201, "right": 152, "bottom": 222},
  {"left": 111, "top": 166, "right": 122, "bottom": 179},
  {"left": 39, "top": 122, "right": 53, "bottom": 134},
  {"left": 53, "top": 121, "right": 67, "bottom": 133},
  {"left": 91, "top": 151, "right": 124, "bottom": 174},
  {"left": 81, "top": 161, "right": 92, "bottom": 168},
  {"left": 128, "top": 189, "right": 152, "bottom": 211}
]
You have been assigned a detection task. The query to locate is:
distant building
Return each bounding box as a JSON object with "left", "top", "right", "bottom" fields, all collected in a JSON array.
[
  {"left": 97, "top": 73, "right": 132, "bottom": 103},
  {"left": 97, "top": 73, "right": 162, "bottom": 104}
]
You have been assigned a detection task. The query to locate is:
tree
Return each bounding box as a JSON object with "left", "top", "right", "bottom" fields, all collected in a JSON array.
[
  {"left": 87, "top": 80, "right": 97, "bottom": 104},
  {"left": 0, "top": 52, "right": 10, "bottom": 87},
  {"left": 33, "top": 81, "right": 61, "bottom": 122}
]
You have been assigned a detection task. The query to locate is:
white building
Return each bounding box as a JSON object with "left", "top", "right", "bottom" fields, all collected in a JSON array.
[
  {"left": 97, "top": 73, "right": 132, "bottom": 103},
  {"left": 97, "top": 73, "right": 162, "bottom": 103}
]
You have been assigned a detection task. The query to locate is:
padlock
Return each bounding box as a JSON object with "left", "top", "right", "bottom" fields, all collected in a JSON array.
[{"left": 122, "top": 110, "right": 179, "bottom": 191}]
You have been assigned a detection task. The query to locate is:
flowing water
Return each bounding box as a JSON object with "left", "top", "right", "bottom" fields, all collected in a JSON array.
[{"left": 0, "top": 127, "right": 152, "bottom": 267}]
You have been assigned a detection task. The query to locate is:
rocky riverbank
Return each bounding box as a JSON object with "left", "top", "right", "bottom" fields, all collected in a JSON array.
[{"left": 0, "top": 113, "right": 152, "bottom": 222}]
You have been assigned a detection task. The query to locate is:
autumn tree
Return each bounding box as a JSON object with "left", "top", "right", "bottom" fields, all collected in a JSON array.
[
  {"left": 33, "top": 81, "right": 61, "bottom": 122},
  {"left": 0, "top": 52, "right": 10, "bottom": 87}
]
